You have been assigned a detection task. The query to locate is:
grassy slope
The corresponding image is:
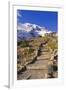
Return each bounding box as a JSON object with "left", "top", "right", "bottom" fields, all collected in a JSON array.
[{"left": 17, "top": 35, "right": 58, "bottom": 70}]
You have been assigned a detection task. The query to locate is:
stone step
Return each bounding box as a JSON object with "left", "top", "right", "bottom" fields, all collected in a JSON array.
[
  {"left": 38, "top": 51, "right": 50, "bottom": 56},
  {"left": 37, "top": 55, "right": 50, "bottom": 60},
  {"left": 40, "top": 49, "right": 49, "bottom": 52},
  {"left": 34, "top": 60, "right": 48, "bottom": 65},
  {"left": 28, "top": 69, "right": 48, "bottom": 79},
  {"left": 26, "top": 63, "right": 48, "bottom": 70},
  {"left": 40, "top": 52, "right": 51, "bottom": 55},
  {"left": 39, "top": 54, "right": 51, "bottom": 57},
  {"left": 17, "top": 70, "right": 31, "bottom": 80}
]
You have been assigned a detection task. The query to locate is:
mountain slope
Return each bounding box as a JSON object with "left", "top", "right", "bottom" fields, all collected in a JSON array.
[{"left": 17, "top": 23, "right": 52, "bottom": 41}]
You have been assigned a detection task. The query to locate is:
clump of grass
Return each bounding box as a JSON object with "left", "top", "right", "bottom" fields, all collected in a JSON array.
[
  {"left": 28, "top": 48, "right": 34, "bottom": 54},
  {"left": 47, "top": 36, "right": 58, "bottom": 51},
  {"left": 17, "top": 41, "right": 29, "bottom": 47}
]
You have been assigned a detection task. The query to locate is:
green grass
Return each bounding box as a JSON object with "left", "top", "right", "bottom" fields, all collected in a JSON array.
[
  {"left": 47, "top": 36, "right": 58, "bottom": 51},
  {"left": 17, "top": 40, "right": 29, "bottom": 47},
  {"left": 17, "top": 36, "right": 58, "bottom": 51},
  {"left": 28, "top": 48, "right": 34, "bottom": 54}
]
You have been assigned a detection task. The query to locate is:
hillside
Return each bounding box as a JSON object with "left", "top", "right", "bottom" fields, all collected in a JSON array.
[{"left": 17, "top": 34, "right": 58, "bottom": 79}]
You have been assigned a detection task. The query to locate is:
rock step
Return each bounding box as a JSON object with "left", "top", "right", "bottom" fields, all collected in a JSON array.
[
  {"left": 39, "top": 53, "right": 51, "bottom": 56},
  {"left": 40, "top": 49, "right": 49, "bottom": 52},
  {"left": 40, "top": 52, "right": 50, "bottom": 55},
  {"left": 26, "top": 63, "right": 48, "bottom": 70},
  {"left": 40, "top": 52, "right": 51, "bottom": 56},
  {"left": 17, "top": 70, "right": 31, "bottom": 80},
  {"left": 34, "top": 60, "right": 49, "bottom": 65},
  {"left": 28, "top": 69, "right": 48, "bottom": 79},
  {"left": 37, "top": 55, "right": 50, "bottom": 60}
]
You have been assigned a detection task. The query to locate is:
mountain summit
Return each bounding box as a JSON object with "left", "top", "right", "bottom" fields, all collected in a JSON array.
[{"left": 17, "top": 23, "right": 52, "bottom": 41}]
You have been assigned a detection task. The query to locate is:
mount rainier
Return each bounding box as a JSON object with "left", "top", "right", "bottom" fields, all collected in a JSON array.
[{"left": 17, "top": 23, "right": 52, "bottom": 41}]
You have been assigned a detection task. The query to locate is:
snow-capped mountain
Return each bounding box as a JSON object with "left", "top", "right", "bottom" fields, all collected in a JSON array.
[{"left": 17, "top": 23, "right": 52, "bottom": 41}]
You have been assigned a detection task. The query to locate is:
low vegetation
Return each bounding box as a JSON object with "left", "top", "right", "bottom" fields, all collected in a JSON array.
[{"left": 17, "top": 34, "right": 58, "bottom": 72}]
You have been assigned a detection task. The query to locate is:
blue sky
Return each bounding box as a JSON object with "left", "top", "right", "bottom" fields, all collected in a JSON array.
[{"left": 17, "top": 10, "right": 58, "bottom": 32}]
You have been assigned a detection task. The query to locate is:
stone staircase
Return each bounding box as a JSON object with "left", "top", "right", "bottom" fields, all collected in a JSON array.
[
  {"left": 17, "top": 43, "right": 58, "bottom": 80},
  {"left": 26, "top": 44, "right": 51, "bottom": 79},
  {"left": 17, "top": 43, "right": 52, "bottom": 79}
]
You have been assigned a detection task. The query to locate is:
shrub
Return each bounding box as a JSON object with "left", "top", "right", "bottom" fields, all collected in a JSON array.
[
  {"left": 28, "top": 48, "right": 34, "bottom": 54},
  {"left": 17, "top": 41, "right": 29, "bottom": 47}
]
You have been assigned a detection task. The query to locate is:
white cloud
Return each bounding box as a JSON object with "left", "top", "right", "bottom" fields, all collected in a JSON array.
[{"left": 17, "top": 11, "right": 22, "bottom": 17}]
